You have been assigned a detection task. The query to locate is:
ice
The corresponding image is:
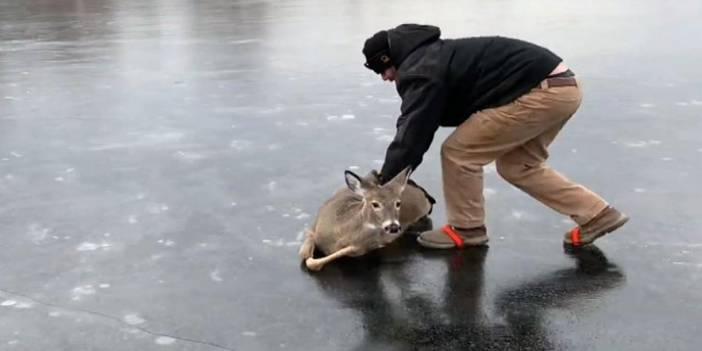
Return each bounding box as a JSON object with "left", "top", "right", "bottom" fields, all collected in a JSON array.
[
  {"left": 210, "top": 270, "right": 223, "bottom": 282},
  {"left": 0, "top": 1, "right": 699, "bottom": 350},
  {"left": 123, "top": 314, "right": 145, "bottom": 325},
  {"left": 483, "top": 188, "right": 497, "bottom": 197},
  {"left": 154, "top": 337, "right": 176, "bottom": 345},
  {"left": 76, "top": 242, "right": 112, "bottom": 251}
]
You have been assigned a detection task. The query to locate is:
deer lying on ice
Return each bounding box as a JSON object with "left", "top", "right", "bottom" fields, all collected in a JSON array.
[{"left": 299, "top": 168, "right": 434, "bottom": 271}]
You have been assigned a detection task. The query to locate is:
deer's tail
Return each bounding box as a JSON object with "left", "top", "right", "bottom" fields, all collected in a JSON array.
[{"left": 298, "top": 229, "right": 316, "bottom": 261}]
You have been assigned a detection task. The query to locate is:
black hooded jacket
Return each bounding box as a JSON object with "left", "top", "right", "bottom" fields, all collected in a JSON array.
[{"left": 379, "top": 24, "right": 562, "bottom": 181}]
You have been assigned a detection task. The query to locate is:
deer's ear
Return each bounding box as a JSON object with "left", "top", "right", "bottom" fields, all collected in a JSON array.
[
  {"left": 345, "top": 170, "right": 366, "bottom": 196},
  {"left": 387, "top": 167, "right": 412, "bottom": 192}
]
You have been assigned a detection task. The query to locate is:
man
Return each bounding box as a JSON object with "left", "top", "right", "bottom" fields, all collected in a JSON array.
[{"left": 362, "top": 24, "right": 628, "bottom": 249}]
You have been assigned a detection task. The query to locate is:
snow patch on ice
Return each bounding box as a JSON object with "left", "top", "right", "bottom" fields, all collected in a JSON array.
[
  {"left": 90, "top": 132, "right": 184, "bottom": 151},
  {"left": 154, "top": 336, "right": 176, "bottom": 345},
  {"left": 147, "top": 204, "right": 169, "bottom": 214},
  {"left": 124, "top": 314, "right": 145, "bottom": 325},
  {"left": 262, "top": 239, "right": 285, "bottom": 247},
  {"left": 624, "top": 140, "right": 661, "bottom": 148},
  {"left": 210, "top": 270, "right": 223, "bottom": 282},
  {"left": 175, "top": 150, "right": 206, "bottom": 160},
  {"left": 157, "top": 239, "right": 175, "bottom": 247},
  {"left": 672, "top": 261, "right": 702, "bottom": 268},
  {"left": 230, "top": 39, "right": 261, "bottom": 45},
  {"left": 77, "top": 242, "right": 112, "bottom": 251},
  {"left": 71, "top": 285, "right": 96, "bottom": 301},
  {"left": 14, "top": 302, "right": 33, "bottom": 309},
  {"left": 1, "top": 300, "right": 17, "bottom": 307},
  {"left": 230, "top": 139, "right": 252, "bottom": 150},
  {"left": 27, "top": 224, "right": 50, "bottom": 244}
]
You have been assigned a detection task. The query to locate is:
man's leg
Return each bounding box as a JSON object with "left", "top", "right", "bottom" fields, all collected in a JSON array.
[
  {"left": 420, "top": 84, "right": 581, "bottom": 248},
  {"left": 495, "top": 82, "right": 627, "bottom": 245},
  {"left": 420, "top": 78, "right": 624, "bottom": 248},
  {"left": 496, "top": 120, "right": 608, "bottom": 225}
]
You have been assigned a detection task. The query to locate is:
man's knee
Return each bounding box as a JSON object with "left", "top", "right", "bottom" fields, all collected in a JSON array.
[
  {"left": 496, "top": 159, "right": 529, "bottom": 182},
  {"left": 440, "top": 138, "right": 459, "bottom": 161}
]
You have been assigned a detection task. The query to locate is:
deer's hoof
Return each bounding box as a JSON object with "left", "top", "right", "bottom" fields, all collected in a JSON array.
[{"left": 305, "top": 258, "right": 323, "bottom": 271}]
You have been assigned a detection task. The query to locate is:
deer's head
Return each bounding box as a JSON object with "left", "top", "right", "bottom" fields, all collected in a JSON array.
[{"left": 344, "top": 167, "right": 411, "bottom": 236}]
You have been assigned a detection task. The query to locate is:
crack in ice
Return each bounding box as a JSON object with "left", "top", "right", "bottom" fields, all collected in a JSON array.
[{"left": 0, "top": 287, "right": 236, "bottom": 351}]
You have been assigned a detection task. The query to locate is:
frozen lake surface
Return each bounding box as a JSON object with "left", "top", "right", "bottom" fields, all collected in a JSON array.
[{"left": 1, "top": 0, "right": 701, "bottom": 350}]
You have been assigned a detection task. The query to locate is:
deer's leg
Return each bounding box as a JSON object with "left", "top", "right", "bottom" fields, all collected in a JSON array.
[
  {"left": 298, "top": 229, "right": 316, "bottom": 261},
  {"left": 305, "top": 245, "right": 358, "bottom": 271}
]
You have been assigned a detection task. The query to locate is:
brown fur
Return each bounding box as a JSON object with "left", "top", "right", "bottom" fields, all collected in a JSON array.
[{"left": 299, "top": 169, "right": 432, "bottom": 271}]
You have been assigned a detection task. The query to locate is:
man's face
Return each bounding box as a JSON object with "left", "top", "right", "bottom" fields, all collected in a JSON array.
[{"left": 381, "top": 67, "right": 397, "bottom": 82}]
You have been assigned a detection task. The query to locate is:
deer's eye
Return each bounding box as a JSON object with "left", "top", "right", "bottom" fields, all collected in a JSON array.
[
  {"left": 395, "top": 201, "right": 401, "bottom": 208},
  {"left": 371, "top": 201, "right": 381, "bottom": 209}
]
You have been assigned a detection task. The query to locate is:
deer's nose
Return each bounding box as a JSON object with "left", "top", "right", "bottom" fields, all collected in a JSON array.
[{"left": 385, "top": 222, "right": 401, "bottom": 234}]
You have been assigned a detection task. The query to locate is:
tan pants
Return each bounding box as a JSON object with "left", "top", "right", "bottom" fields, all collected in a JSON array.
[{"left": 442, "top": 78, "right": 608, "bottom": 229}]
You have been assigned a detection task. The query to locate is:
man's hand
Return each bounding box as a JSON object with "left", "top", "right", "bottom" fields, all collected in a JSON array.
[{"left": 370, "top": 169, "right": 383, "bottom": 184}]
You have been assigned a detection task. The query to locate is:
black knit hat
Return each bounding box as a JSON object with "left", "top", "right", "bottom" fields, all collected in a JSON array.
[{"left": 363, "top": 30, "right": 393, "bottom": 74}]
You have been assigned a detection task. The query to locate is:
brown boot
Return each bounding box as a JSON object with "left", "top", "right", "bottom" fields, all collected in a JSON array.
[
  {"left": 563, "top": 206, "right": 629, "bottom": 247},
  {"left": 417, "top": 225, "right": 489, "bottom": 249}
]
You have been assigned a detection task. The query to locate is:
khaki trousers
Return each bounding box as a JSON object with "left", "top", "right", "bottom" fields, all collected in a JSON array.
[{"left": 442, "top": 78, "right": 607, "bottom": 228}]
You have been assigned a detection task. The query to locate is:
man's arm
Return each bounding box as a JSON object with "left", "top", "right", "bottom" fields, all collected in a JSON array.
[{"left": 380, "top": 75, "right": 445, "bottom": 183}]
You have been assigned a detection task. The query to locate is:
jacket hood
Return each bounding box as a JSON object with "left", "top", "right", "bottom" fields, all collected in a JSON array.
[{"left": 387, "top": 24, "right": 441, "bottom": 67}]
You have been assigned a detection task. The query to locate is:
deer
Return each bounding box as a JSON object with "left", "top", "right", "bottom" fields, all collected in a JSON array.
[{"left": 299, "top": 168, "right": 434, "bottom": 271}]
